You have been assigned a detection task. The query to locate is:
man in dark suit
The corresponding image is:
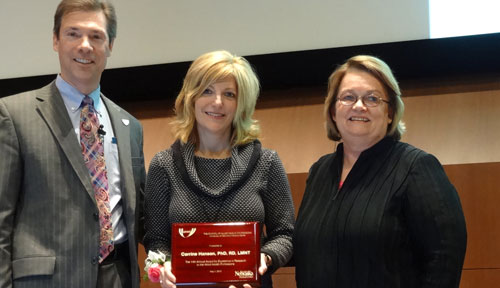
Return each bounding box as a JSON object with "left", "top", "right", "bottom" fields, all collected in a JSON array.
[{"left": 0, "top": 0, "right": 146, "bottom": 287}]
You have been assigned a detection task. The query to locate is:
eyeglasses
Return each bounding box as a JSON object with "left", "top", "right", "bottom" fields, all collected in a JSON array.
[{"left": 336, "top": 94, "right": 390, "bottom": 107}]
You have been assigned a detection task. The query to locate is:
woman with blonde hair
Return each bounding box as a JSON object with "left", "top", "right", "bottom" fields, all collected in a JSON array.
[
  {"left": 293, "top": 55, "right": 467, "bottom": 288},
  {"left": 144, "top": 50, "right": 295, "bottom": 288}
]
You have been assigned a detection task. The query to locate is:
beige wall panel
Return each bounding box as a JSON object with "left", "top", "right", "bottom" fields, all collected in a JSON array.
[
  {"left": 128, "top": 80, "right": 500, "bottom": 173},
  {"left": 255, "top": 88, "right": 500, "bottom": 173},
  {"left": 141, "top": 116, "right": 175, "bottom": 168},
  {"left": 272, "top": 268, "right": 500, "bottom": 288},
  {"left": 272, "top": 267, "right": 297, "bottom": 288},
  {"left": 459, "top": 269, "right": 500, "bottom": 288},
  {"left": 255, "top": 103, "right": 334, "bottom": 174},
  {"left": 256, "top": 87, "right": 500, "bottom": 172},
  {"left": 444, "top": 163, "right": 500, "bottom": 269},
  {"left": 271, "top": 268, "right": 500, "bottom": 288},
  {"left": 133, "top": 87, "right": 337, "bottom": 173},
  {"left": 402, "top": 90, "right": 500, "bottom": 165},
  {"left": 129, "top": 85, "right": 500, "bottom": 173},
  {"left": 254, "top": 87, "right": 334, "bottom": 174},
  {"left": 287, "top": 173, "right": 308, "bottom": 216}
]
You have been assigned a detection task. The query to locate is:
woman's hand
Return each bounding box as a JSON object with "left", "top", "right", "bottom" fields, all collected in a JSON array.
[
  {"left": 159, "top": 261, "right": 176, "bottom": 288},
  {"left": 258, "top": 252, "right": 269, "bottom": 276},
  {"left": 229, "top": 253, "right": 269, "bottom": 288}
]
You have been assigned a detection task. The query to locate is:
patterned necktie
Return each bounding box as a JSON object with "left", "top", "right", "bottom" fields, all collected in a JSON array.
[{"left": 80, "top": 96, "right": 114, "bottom": 263}]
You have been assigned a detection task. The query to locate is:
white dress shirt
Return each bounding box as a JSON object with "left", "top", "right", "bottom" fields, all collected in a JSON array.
[{"left": 56, "top": 75, "right": 127, "bottom": 244}]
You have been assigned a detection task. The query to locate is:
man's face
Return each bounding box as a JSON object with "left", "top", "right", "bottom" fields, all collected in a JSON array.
[{"left": 53, "top": 10, "right": 113, "bottom": 94}]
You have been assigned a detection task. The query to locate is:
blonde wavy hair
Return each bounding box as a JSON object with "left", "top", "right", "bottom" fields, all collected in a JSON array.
[{"left": 171, "top": 50, "right": 261, "bottom": 146}]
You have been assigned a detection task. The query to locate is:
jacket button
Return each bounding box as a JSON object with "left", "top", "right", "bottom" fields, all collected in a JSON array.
[
  {"left": 91, "top": 256, "right": 99, "bottom": 265},
  {"left": 93, "top": 213, "right": 99, "bottom": 221}
]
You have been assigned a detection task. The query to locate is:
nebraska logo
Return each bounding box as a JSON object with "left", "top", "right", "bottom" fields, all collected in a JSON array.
[
  {"left": 178, "top": 228, "right": 196, "bottom": 238},
  {"left": 235, "top": 270, "right": 254, "bottom": 279}
]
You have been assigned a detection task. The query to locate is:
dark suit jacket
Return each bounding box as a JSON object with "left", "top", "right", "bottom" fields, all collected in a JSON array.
[{"left": 0, "top": 81, "right": 146, "bottom": 288}]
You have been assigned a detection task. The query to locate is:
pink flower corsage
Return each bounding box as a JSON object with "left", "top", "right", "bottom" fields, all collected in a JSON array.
[{"left": 143, "top": 250, "right": 167, "bottom": 282}]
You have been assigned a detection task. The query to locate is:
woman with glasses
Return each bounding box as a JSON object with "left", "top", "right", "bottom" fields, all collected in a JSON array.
[{"left": 293, "top": 55, "right": 467, "bottom": 288}]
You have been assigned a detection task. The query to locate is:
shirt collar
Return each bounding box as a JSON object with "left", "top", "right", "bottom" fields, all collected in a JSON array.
[{"left": 55, "top": 74, "right": 102, "bottom": 111}]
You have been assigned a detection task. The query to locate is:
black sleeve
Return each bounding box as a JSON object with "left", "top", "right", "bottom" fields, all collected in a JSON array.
[{"left": 404, "top": 153, "right": 467, "bottom": 288}]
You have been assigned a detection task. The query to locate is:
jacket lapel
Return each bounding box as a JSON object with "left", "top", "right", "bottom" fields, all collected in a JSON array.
[
  {"left": 35, "top": 82, "right": 96, "bottom": 204},
  {"left": 102, "top": 96, "right": 136, "bottom": 214}
]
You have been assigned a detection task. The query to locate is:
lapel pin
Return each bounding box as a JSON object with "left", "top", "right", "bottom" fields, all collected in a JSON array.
[{"left": 122, "top": 119, "right": 130, "bottom": 126}]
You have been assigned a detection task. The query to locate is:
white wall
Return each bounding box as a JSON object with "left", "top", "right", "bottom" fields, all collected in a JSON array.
[{"left": 0, "top": 0, "right": 429, "bottom": 80}]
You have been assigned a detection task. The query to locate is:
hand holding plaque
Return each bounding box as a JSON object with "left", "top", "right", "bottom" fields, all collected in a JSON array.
[
  {"left": 171, "top": 222, "right": 261, "bottom": 287},
  {"left": 228, "top": 254, "right": 269, "bottom": 288}
]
